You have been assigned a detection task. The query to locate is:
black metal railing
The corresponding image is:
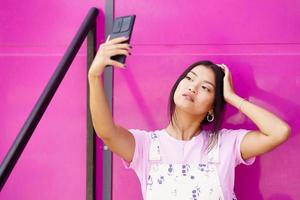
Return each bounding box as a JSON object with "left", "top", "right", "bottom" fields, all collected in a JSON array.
[{"left": 0, "top": 8, "right": 98, "bottom": 199}]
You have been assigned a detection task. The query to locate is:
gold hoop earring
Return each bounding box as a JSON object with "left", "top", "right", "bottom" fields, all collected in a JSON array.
[{"left": 207, "top": 112, "right": 214, "bottom": 122}]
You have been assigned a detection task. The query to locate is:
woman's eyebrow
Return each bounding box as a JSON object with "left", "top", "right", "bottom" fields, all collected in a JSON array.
[{"left": 189, "top": 71, "right": 215, "bottom": 88}]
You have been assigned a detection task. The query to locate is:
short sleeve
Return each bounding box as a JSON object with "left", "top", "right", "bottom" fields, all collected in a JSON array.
[
  {"left": 222, "top": 128, "right": 256, "bottom": 166},
  {"left": 234, "top": 129, "right": 256, "bottom": 166},
  {"left": 121, "top": 129, "right": 148, "bottom": 172}
]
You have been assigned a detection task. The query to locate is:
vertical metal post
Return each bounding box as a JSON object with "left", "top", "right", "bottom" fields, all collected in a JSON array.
[
  {"left": 103, "top": 0, "right": 114, "bottom": 200},
  {"left": 87, "top": 22, "right": 97, "bottom": 200}
]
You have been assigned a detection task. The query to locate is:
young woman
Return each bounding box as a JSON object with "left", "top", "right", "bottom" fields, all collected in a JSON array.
[{"left": 88, "top": 35, "right": 291, "bottom": 200}]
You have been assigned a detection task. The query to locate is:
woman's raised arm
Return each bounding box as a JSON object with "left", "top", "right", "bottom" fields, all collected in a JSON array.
[{"left": 88, "top": 36, "right": 135, "bottom": 163}]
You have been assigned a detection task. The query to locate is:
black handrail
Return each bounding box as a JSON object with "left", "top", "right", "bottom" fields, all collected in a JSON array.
[{"left": 0, "top": 7, "right": 98, "bottom": 191}]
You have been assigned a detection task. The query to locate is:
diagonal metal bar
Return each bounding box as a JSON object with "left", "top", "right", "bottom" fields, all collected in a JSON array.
[{"left": 0, "top": 7, "right": 99, "bottom": 191}]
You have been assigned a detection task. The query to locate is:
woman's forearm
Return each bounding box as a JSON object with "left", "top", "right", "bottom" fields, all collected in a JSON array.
[
  {"left": 227, "top": 93, "right": 291, "bottom": 140},
  {"left": 88, "top": 73, "right": 116, "bottom": 139}
]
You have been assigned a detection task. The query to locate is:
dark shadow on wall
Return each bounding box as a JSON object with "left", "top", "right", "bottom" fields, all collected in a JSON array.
[
  {"left": 235, "top": 158, "right": 263, "bottom": 200},
  {"left": 268, "top": 194, "right": 294, "bottom": 200},
  {"left": 121, "top": 64, "right": 161, "bottom": 129},
  {"left": 223, "top": 60, "right": 298, "bottom": 140},
  {"left": 219, "top": 61, "right": 298, "bottom": 200}
]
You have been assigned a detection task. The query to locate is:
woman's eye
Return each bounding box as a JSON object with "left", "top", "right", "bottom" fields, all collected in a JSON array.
[
  {"left": 202, "top": 86, "right": 210, "bottom": 92},
  {"left": 185, "top": 76, "right": 192, "bottom": 80}
]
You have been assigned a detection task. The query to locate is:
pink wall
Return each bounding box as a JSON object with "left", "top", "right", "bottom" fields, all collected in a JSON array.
[
  {"left": 112, "top": 1, "right": 300, "bottom": 200},
  {"left": 0, "top": 1, "right": 105, "bottom": 199},
  {"left": 1, "top": 1, "right": 300, "bottom": 200}
]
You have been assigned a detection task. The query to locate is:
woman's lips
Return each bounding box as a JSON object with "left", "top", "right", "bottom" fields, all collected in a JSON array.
[{"left": 182, "top": 93, "right": 194, "bottom": 102}]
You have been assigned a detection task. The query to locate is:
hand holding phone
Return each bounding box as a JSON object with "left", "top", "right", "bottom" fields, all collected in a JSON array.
[{"left": 108, "top": 15, "right": 136, "bottom": 65}]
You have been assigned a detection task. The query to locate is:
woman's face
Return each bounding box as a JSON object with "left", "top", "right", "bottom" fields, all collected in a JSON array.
[{"left": 174, "top": 65, "right": 216, "bottom": 116}]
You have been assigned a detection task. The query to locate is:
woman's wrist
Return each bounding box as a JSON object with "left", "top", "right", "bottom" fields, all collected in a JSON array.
[
  {"left": 88, "top": 63, "right": 106, "bottom": 78},
  {"left": 226, "top": 93, "right": 247, "bottom": 112},
  {"left": 225, "top": 93, "right": 236, "bottom": 104},
  {"left": 88, "top": 71, "right": 99, "bottom": 78},
  {"left": 238, "top": 98, "right": 247, "bottom": 111},
  {"left": 88, "top": 67, "right": 103, "bottom": 78},
  {"left": 88, "top": 71, "right": 102, "bottom": 83}
]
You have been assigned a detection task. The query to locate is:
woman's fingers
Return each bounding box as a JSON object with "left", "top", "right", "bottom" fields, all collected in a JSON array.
[
  {"left": 221, "top": 64, "right": 228, "bottom": 69},
  {"left": 108, "top": 59, "right": 126, "bottom": 68},
  {"left": 106, "top": 34, "right": 111, "bottom": 42},
  {"left": 217, "top": 63, "right": 228, "bottom": 74},
  {"left": 88, "top": 35, "right": 131, "bottom": 75},
  {"left": 216, "top": 63, "right": 224, "bottom": 69},
  {"left": 97, "top": 35, "right": 131, "bottom": 69},
  {"left": 105, "top": 43, "right": 131, "bottom": 51},
  {"left": 106, "top": 49, "right": 130, "bottom": 57},
  {"left": 106, "top": 36, "right": 129, "bottom": 45},
  {"left": 222, "top": 64, "right": 230, "bottom": 75}
]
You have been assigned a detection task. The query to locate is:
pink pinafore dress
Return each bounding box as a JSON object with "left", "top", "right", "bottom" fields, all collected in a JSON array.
[{"left": 146, "top": 132, "right": 225, "bottom": 200}]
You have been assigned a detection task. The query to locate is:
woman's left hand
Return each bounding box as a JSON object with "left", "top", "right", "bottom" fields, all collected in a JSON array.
[{"left": 216, "top": 64, "right": 236, "bottom": 102}]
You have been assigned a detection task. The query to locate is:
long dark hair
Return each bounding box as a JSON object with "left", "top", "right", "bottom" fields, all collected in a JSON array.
[{"left": 167, "top": 60, "right": 226, "bottom": 152}]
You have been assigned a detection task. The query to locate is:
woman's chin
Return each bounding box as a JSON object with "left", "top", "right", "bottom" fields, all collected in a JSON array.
[{"left": 175, "top": 104, "right": 196, "bottom": 114}]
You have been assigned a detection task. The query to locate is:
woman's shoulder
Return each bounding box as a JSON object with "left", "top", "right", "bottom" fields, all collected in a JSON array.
[
  {"left": 217, "top": 127, "right": 252, "bottom": 142},
  {"left": 128, "top": 128, "right": 161, "bottom": 134},
  {"left": 218, "top": 127, "right": 252, "bottom": 135},
  {"left": 128, "top": 128, "right": 163, "bottom": 140}
]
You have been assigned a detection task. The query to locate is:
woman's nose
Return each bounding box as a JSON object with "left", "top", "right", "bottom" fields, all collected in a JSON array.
[
  {"left": 188, "top": 87, "right": 197, "bottom": 94},
  {"left": 188, "top": 81, "right": 199, "bottom": 94}
]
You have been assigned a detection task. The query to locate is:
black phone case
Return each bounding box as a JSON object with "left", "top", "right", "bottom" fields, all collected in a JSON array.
[{"left": 109, "top": 15, "right": 136, "bottom": 65}]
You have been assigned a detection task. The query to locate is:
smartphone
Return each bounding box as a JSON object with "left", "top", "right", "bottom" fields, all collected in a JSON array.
[{"left": 108, "top": 15, "right": 136, "bottom": 65}]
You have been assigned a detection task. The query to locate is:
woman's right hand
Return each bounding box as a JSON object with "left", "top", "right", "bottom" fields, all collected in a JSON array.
[{"left": 88, "top": 35, "right": 131, "bottom": 77}]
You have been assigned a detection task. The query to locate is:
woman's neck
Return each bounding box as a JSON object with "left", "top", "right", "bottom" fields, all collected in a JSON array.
[
  {"left": 165, "top": 123, "right": 202, "bottom": 141},
  {"left": 165, "top": 108, "right": 207, "bottom": 140}
]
